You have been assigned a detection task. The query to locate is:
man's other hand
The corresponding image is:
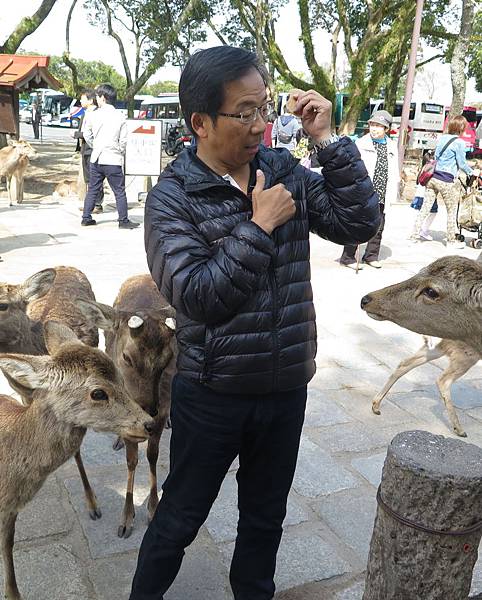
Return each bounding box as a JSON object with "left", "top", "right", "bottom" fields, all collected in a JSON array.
[{"left": 251, "top": 170, "right": 296, "bottom": 235}]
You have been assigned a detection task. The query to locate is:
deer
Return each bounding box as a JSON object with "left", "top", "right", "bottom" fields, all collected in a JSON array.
[
  {"left": 0, "top": 267, "right": 102, "bottom": 519},
  {"left": 78, "top": 274, "right": 177, "bottom": 538},
  {"left": 0, "top": 321, "right": 157, "bottom": 600},
  {"left": 360, "top": 253, "right": 482, "bottom": 437},
  {"left": 0, "top": 140, "right": 36, "bottom": 205}
]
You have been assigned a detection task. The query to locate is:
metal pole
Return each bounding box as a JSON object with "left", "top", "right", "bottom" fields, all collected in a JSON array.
[{"left": 397, "top": 0, "right": 424, "bottom": 174}]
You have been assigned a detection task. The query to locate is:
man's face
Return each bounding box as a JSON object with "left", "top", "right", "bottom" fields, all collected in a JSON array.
[
  {"left": 369, "top": 122, "right": 387, "bottom": 139},
  {"left": 197, "top": 68, "right": 268, "bottom": 169},
  {"left": 80, "top": 94, "right": 93, "bottom": 109},
  {"left": 96, "top": 94, "right": 106, "bottom": 107}
]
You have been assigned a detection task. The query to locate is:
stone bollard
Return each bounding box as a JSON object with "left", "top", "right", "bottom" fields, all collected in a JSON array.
[{"left": 363, "top": 430, "right": 482, "bottom": 600}]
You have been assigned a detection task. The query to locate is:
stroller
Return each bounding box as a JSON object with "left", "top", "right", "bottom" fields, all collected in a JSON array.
[{"left": 456, "top": 175, "right": 482, "bottom": 249}]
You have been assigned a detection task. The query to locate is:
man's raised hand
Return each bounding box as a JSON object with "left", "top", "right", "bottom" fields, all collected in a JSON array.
[{"left": 251, "top": 170, "right": 296, "bottom": 235}]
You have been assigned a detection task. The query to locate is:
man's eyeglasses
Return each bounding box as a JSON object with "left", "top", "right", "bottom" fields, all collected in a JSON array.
[{"left": 217, "top": 101, "right": 275, "bottom": 125}]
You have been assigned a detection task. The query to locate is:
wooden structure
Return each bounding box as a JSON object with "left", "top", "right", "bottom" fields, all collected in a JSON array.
[{"left": 0, "top": 54, "right": 60, "bottom": 138}]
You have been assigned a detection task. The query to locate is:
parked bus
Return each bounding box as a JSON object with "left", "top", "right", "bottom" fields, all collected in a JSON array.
[
  {"left": 444, "top": 105, "right": 478, "bottom": 153},
  {"left": 138, "top": 95, "right": 184, "bottom": 138}
]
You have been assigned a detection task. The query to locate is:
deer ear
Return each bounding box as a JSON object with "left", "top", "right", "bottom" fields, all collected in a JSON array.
[
  {"left": 0, "top": 354, "right": 48, "bottom": 390},
  {"left": 77, "top": 300, "right": 115, "bottom": 331},
  {"left": 20, "top": 268, "right": 56, "bottom": 302},
  {"left": 43, "top": 321, "right": 79, "bottom": 354}
]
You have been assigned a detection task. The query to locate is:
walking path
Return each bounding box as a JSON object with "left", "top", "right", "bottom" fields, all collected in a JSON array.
[{"left": 1, "top": 159, "right": 481, "bottom": 599}]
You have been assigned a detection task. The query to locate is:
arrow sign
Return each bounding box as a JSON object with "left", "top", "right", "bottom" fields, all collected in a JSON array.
[{"left": 132, "top": 125, "right": 156, "bottom": 134}]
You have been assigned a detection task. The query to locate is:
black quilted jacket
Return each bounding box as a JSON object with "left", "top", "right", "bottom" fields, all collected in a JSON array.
[{"left": 145, "top": 139, "right": 379, "bottom": 393}]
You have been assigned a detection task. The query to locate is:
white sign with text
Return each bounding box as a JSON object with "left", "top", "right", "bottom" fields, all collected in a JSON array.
[{"left": 125, "top": 119, "right": 162, "bottom": 176}]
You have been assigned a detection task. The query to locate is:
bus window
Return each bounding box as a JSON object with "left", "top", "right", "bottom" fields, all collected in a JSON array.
[{"left": 393, "top": 102, "right": 415, "bottom": 120}]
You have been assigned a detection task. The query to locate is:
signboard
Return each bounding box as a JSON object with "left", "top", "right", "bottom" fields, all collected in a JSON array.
[{"left": 125, "top": 119, "right": 162, "bottom": 176}]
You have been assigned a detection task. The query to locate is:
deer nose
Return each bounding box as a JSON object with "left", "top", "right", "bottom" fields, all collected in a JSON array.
[
  {"left": 360, "top": 294, "right": 372, "bottom": 310},
  {"left": 143, "top": 421, "right": 157, "bottom": 435}
]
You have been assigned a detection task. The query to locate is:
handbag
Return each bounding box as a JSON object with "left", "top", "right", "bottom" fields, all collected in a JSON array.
[{"left": 417, "top": 136, "right": 458, "bottom": 186}]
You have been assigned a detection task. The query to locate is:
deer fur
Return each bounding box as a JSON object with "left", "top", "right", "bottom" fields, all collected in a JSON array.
[
  {"left": 0, "top": 267, "right": 101, "bottom": 517},
  {"left": 78, "top": 274, "right": 177, "bottom": 538},
  {"left": 0, "top": 140, "right": 36, "bottom": 205},
  {"left": 361, "top": 254, "right": 482, "bottom": 436},
  {"left": 0, "top": 321, "right": 156, "bottom": 600}
]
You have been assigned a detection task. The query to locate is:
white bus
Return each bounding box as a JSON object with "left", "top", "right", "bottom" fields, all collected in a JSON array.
[
  {"left": 138, "top": 95, "right": 184, "bottom": 138},
  {"left": 372, "top": 99, "right": 445, "bottom": 150}
]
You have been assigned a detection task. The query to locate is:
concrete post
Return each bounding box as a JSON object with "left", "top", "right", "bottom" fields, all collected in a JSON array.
[{"left": 363, "top": 430, "right": 482, "bottom": 600}]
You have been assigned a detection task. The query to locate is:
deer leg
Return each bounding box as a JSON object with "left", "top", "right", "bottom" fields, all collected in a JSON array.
[
  {"left": 112, "top": 436, "right": 125, "bottom": 451},
  {"left": 74, "top": 451, "right": 101, "bottom": 520},
  {"left": 372, "top": 340, "right": 445, "bottom": 414},
  {"left": 6, "top": 176, "right": 12, "bottom": 207},
  {"left": 146, "top": 420, "right": 165, "bottom": 522},
  {"left": 436, "top": 355, "right": 479, "bottom": 438},
  {"left": 17, "top": 176, "right": 24, "bottom": 204},
  {"left": 118, "top": 440, "right": 138, "bottom": 539},
  {"left": 1, "top": 512, "right": 21, "bottom": 600}
]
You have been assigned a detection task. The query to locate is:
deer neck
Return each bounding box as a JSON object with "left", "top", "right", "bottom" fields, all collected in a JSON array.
[{"left": 20, "top": 400, "right": 86, "bottom": 477}]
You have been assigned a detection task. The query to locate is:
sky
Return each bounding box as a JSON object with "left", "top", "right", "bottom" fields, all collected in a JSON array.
[{"left": 2, "top": 0, "right": 481, "bottom": 105}]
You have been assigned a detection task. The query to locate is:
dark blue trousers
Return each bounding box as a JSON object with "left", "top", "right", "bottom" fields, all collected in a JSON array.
[
  {"left": 129, "top": 375, "right": 307, "bottom": 600},
  {"left": 82, "top": 161, "right": 128, "bottom": 222}
]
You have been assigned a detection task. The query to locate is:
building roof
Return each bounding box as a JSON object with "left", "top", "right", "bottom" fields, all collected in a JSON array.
[{"left": 0, "top": 54, "right": 60, "bottom": 91}]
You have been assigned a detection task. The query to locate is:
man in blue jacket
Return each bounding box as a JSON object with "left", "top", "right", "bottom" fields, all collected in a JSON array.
[{"left": 130, "top": 46, "right": 379, "bottom": 600}]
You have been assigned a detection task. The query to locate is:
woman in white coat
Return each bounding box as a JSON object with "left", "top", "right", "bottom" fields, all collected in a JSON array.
[{"left": 340, "top": 110, "right": 399, "bottom": 269}]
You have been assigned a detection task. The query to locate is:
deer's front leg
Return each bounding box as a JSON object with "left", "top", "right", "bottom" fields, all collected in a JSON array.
[{"left": 118, "top": 440, "right": 138, "bottom": 538}]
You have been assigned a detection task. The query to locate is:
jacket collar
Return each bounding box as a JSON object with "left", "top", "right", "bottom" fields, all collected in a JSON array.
[{"left": 165, "top": 146, "right": 298, "bottom": 193}]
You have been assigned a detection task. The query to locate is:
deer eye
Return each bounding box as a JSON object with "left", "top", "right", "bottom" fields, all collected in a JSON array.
[
  {"left": 0, "top": 303, "right": 8, "bottom": 311},
  {"left": 91, "top": 389, "right": 109, "bottom": 401},
  {"left": 122, "top": 352, "right": 133, "bottom": 367},
  {"left": 422, "top": 287, "right": 439, "bottom": 300}
]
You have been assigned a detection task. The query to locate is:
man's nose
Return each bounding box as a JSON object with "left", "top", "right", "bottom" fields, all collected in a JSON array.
[{"left": 360, "top": 295, "right": 372, "bottom": 309}]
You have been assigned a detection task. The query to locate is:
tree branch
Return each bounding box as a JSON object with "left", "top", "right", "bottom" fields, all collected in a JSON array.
[
  {"left": 63, "top": 0, "right": 79, "bottom": 96},
  {"left": 100, "top": 0, "right": 132, "bottom": 87},
  {"left": 1, "top": 0, "right": 58, "bottom": 54}
]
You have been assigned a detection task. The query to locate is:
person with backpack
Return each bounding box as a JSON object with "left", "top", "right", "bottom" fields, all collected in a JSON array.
[
  {"left": 272, "top": 104, "right": 301, "bottom": 151},
  {"left": 410, "top": 115, "right": 479, "bottom": 249}
]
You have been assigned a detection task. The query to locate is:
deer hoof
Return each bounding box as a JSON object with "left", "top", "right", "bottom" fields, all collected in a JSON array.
[
  {"left": 372, "top": 406, "right": 381, "bottom": 415},
  {"left": 89, "top": 507, "right": 102, "bottom": 520},
  {"left": 113, "top": 436, "right": 125, "bottom": 451},
  {"left": 118, "top": 523, "right": 134, "bottom": 539},
  {"left": 455, "top": 429, "right": 467, "bottom": 438}
]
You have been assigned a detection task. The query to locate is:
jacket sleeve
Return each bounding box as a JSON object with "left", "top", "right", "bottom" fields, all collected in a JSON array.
[
  {"left": 145, "top": 178, "right": 275, "bottom": 325},
  {"left": 119, "top": 116, "right": 127, "bottom": 155},
  {"left": 304, "top": 137, "right": 381, "bottom": 245},
  {"left": 454, "top": 139, "right": 473, "bottom": 176}
]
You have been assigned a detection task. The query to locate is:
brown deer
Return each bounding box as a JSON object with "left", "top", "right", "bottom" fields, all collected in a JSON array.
[
  {"left": 0, "top": 321, "right": 156, "bottom": 600},
  {"left": 360, "top": 254, "right": 482, "bottom": 437},
  {"left": 0, "top": 140, "right": 36, "bottom": 205},
  {"left": 78, "top": 274, "right": 177, "bottom": 538},
  {"left": 0, "top": 267, "right": 101, "bottom": 518}
]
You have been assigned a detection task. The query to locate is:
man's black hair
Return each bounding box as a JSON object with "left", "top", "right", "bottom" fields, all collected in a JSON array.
[
  {"left": 81, "top": 88, "right": 97, "bottom": 102},
  {"left": 179, "top": 46, "right": 267, "bottom": 136},
  {"left": 95, "top": 83, "right": 117, "bottom": 105}
]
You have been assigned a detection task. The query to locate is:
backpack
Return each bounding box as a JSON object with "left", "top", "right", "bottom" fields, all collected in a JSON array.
[
  {"left": 277, "top": 116, "right": 295, "bottom": 144},
  {"left": 417, "top": 136, "right": 458, "bottom": 186}
]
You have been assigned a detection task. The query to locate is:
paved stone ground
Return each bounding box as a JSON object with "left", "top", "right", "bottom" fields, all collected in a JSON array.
[{"left": 1, "top": 144, "right": 481, "bottom": 599}]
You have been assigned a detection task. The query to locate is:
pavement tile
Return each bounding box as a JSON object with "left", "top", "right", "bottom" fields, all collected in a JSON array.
[
  {"left": 315, "top": 488, "right": 377, "bottom": 562},
  {"left": 351, "top": 453, "right": 386, "bottom": 487},
  {"left": 308, "top": 422, "right": 391, "bottom": 454},
  {"left": 305, "top": 386, "right": 354, "bottom": 427},
  {"left": 293, "top": 437, "right": 360, "bottom": 498},
  {"left": 63, "top": 466, "right": 166, "bottom": 558},
  {"left": 0, "top": 543, "right": 90, "bottom": 600},
  {"left": 205, "top": 472, "right": 311, "bottom": 543}
]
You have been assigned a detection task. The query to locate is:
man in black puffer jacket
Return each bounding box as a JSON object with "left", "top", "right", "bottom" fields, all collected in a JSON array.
[{"left": 130, "top": 47, "right": 380, "bottom": 600}]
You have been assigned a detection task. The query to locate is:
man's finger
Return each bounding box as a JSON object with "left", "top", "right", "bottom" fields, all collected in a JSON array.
[{"left": 253, "top": 169, "right": 266, "bottom": 194}]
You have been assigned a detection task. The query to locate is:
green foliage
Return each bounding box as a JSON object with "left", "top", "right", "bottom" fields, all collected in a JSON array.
[
  {"left": 140, "top": 81, "right": 179, "bottom": 95},
  {"left": 46, "top": 55, "right": 126, "bottom": 97},
  {"left": 468, "top": 9, "right": 482, "bottom": 93}
]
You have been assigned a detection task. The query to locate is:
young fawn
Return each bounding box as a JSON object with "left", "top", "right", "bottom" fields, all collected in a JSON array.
[
  {"left": 0, "top": 321, "right": 156, "bottom": 600},
  {"left": 361, "top": 254, "right": 482, "bottom": 437}
]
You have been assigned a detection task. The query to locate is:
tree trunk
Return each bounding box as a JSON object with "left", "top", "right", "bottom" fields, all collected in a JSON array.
[
  {"left": 364, "top": 430, "right": 482, "bottom": 600},
  {"left": 448, "top": 0, "right": 475, "bottom": 119},
  {"left": 0, "top": 0, "right": 58, "bottom": 53}
]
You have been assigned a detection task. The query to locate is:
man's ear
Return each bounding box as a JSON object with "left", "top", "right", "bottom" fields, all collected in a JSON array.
[{"left": 191, "top": 113, "right": 210, "bottom": 139}]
